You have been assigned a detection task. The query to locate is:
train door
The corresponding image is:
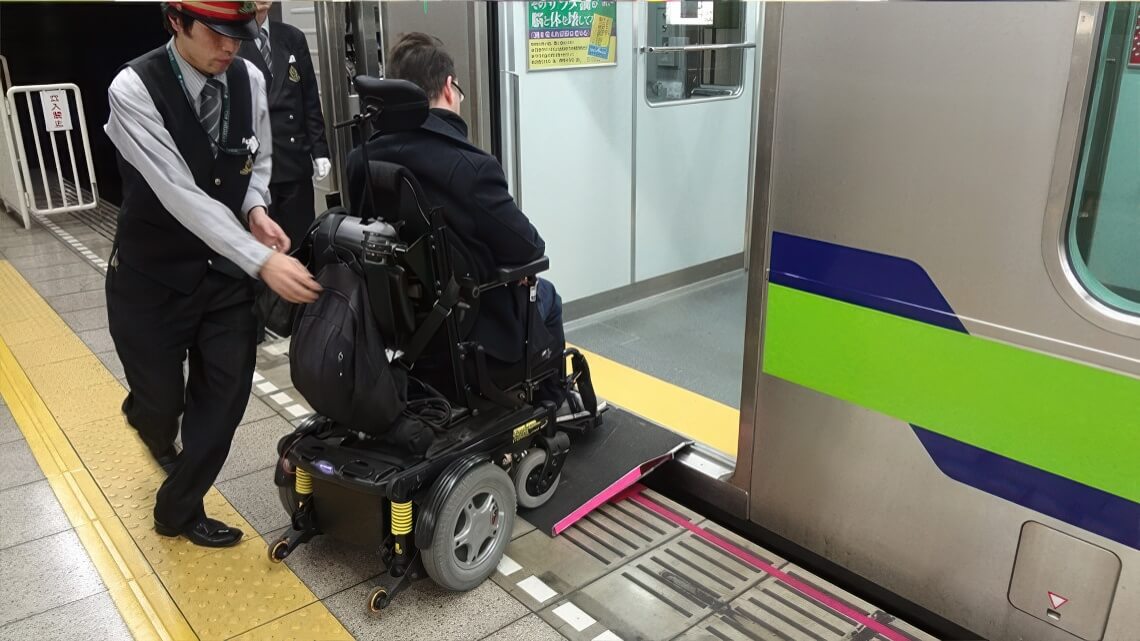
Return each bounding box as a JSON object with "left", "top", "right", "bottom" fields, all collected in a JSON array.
[
  {"left": 497, "top": 1, "right": 758, "bottom": 301},
  {"left": 496, "top": 1, "right": 637, "bottom": 303},
  {"left": 495, "top": 1, "right": 761, "bottom": 469},
  {"left": 634, "top": 1, "right": 758, "bottom": 282}
]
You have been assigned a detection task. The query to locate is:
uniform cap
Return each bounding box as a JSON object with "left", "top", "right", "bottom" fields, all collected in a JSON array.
[{"left": 168, "top": 1, "right": 258, "bottom": 41}]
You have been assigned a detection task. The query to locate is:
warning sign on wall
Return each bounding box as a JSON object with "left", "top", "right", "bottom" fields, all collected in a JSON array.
[{"left": 527, "top": 1, "right": 617, "bottom": 71}]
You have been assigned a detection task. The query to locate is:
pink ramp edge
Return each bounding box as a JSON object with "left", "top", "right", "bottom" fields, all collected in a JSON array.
[
  {"left": 628, "top": 489, "right": 915, "bottom": 641},
  {"left": 550, "top": 445, "right": 684, "bottom": 536}
]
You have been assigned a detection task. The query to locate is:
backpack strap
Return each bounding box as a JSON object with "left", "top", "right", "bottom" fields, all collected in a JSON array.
[{"left": 399, "top": 277, "right": 462, "bottom": 365}]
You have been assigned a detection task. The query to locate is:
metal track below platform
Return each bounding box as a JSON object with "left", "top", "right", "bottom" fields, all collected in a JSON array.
[{"left": 499, "top": 486, "right": 938, "bottom": 641}]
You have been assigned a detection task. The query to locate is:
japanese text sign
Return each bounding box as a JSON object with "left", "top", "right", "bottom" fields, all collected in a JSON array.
[
  {"left": 528, "top": 1, "right": 617, "bottom": 70},
  {"left": 40, "top": 90, "right": 72, "bottom": 132}
]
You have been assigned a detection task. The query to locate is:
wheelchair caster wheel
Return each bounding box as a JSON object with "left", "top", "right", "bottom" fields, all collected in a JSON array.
[
  {"left": 269, "top": 539, "right": 290, "bottom": 563},
  {"left": 514, "top": 449, "right": 559, "bottom": 509},
  {"left": 368, "top": 587, "right": 389, "bottom": 613}
]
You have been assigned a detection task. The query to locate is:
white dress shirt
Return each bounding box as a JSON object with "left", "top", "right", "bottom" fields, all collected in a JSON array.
[{"left": 104, "top": 38, "right": 274, "bottom": 279}]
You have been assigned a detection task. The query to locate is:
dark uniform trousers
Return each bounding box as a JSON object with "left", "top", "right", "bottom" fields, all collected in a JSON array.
[
  {"left": 109, "top": 45, "right": 260, "bottom": 530},
  {"left": 108, "top": 263, "right": 255, "bottom": 527},
  {"left": 269, "top": 178, "right": 314, "bottom": 249}
]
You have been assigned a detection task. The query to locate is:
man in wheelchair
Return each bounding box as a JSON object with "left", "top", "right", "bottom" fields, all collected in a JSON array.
[
  {"left": 268, "top": 33, "right": 606, "bottom": 612},
  {"left": 345, "top": 32, "right": 600, "bottom": 422}
]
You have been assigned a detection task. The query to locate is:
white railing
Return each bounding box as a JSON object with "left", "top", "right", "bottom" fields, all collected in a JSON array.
[
  {"left": 0, "top": 54, "right": 30, "bottom": 229},
  {"left": 0, "top": 55, "right": 10, "bottom": 93},
  {"left": 3, "top": 78, "right": 99, "bottom": 230}
]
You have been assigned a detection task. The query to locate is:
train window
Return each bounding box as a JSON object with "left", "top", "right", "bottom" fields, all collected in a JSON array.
[
  {"left": 1068, "top": 2, "right": 1140, "bottom": 313},
  {"left": 645, "top": 1, "right": 749, "bottom": 104}
]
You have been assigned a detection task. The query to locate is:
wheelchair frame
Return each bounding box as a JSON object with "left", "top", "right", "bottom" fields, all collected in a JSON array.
[{"left": 267, "top": 78, "right": 605, "bottom": 613}]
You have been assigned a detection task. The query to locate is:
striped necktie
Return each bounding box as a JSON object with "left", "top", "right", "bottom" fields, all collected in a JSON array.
[
  {"left": 199, "top": 78, "right": 223, "bottom": 149},
  {"left": 259, "top": 27, "right": 272, "bottom": 76}
]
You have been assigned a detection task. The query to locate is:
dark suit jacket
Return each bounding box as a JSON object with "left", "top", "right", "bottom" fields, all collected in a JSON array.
[
  {"left": 239, "top": 20, "right": 328, "bottom": 184},
  {"left": 345, "top": 109, "right": 548, "bottom": 363}
]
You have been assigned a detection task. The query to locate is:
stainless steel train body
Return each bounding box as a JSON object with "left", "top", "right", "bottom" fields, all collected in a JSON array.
[{"left": 732, "top": 3, "right": 1140, "bottom": 640}]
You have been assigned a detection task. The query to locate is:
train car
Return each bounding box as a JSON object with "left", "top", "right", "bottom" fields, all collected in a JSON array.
[{"left": 734, "top": 3, "right": 1140, "bottom": 640}]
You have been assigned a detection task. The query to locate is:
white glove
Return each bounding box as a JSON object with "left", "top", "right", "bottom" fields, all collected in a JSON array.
[{"left": 314, "top": 157, "right": 331, "bottom": 180}]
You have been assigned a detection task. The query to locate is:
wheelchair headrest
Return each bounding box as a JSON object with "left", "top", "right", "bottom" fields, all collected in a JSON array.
[{"left": 354, "top": 76, "right": 429, "bottom": 134}]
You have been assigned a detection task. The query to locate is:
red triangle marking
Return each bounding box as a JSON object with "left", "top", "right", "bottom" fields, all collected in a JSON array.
[{"left": 1048, "top": 592, "right": 1068, "bottom": 609}]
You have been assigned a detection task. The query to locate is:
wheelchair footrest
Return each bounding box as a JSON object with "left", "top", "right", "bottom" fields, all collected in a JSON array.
[{"left": 555, "top": 411, "right": 604, "bottom": 435}]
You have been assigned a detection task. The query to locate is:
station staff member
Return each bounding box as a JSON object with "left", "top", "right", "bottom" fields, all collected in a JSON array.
[
  {"left": 104, "top": 0, "right": 320, "bottom": 548},
  {"left": 240, "top": 0, "right": 330, "bottom": 247}
]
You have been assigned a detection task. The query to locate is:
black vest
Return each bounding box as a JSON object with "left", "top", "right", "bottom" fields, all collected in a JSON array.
[{"left": 114, "top": 45, "right": 256, "bottom": 294}]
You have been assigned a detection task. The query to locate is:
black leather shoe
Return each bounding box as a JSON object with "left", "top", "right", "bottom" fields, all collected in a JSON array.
[{"left": 155, "top": 517, "right": 243, "bottom": 548}]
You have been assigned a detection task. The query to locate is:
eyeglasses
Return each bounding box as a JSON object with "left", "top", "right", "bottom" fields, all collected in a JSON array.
[{"left": 451, "top": 79, "right": 465, "bottom": 101}]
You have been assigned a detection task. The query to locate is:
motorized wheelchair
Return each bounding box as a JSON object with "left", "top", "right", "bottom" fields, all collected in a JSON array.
[{"left": 268, "top": 77, "right": 605, "bottom": 613}]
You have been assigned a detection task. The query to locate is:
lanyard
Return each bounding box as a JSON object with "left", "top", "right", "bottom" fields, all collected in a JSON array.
[{"left": 166, "top": 43, "right": 231, "bottom": 149}]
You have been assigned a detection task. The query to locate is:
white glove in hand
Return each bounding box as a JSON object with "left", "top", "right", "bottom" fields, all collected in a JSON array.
[{"left": 314, "top": 157, "right": 331, "bottom": 180}]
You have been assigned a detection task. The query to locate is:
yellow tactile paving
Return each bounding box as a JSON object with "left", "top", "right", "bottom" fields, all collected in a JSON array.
[
  {"left": 572, "top": 345, "right": 741, "bottom": 457},
  {"left": 229, "top": 602, "right": 356, "bottom": 641},
  {"left": 157, "top": 539, "right": 318, "bottom": 639},
  {"left": 0, "top": 261, "right": 351, "bottom": 641},
  {"left": 0, "top": 337, "right": 192, "bottom": 641},
  {"left": 3, "top": 315, "right": 76, "bottom": 346},
  {"left": 7, "top": 332, "right": 91, "bottom": 368}
]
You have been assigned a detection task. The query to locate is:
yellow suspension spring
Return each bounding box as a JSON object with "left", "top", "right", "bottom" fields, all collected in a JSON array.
[
  {"left": 295, "top": 467, "right": 312, "bottom": 495},
  {"left": 391, "top": 501, "right": 413, "bottom": 535}
]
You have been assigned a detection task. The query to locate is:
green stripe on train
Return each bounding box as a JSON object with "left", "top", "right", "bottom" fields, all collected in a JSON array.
[{"left": 761, "top": 283, "right": 1140, "bottom": 504}]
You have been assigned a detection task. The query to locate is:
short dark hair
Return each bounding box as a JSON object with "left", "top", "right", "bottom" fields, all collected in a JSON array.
[
  {"left": 386, "top": 32, "right": 455, "bottom": 102},
  {"left": 162, "top": 5, "right": 198, "bottom": 36}
]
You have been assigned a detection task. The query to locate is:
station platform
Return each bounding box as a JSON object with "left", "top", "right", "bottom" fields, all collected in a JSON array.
[{"left": 0, "top": 208, "right": 940, "bottom": 641}]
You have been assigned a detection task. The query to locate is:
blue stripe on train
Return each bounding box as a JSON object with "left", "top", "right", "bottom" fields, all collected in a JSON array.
[
  {"left": 769, "top": 231, "right": 1140, "bottom": 550},
  {"left": 769, "top": 231, "right": 966, "bottom": 333},
  {"left": 913, "top": 427, "right": 1140, "bottom": 549}
]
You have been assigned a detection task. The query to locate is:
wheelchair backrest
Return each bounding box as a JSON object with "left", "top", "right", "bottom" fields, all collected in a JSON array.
[
  {"left": 354, "top": 160, "right": 433, "bottom": 243},
  {"left": 357, "top": 160, "right": 481, "bottom": 329},
  {"left": 325, "top": 77, "right": 490, "bottom": 394}
]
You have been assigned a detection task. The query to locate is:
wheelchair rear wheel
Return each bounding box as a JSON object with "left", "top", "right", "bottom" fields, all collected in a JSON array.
[
  {"left": 422, "top": 463, "right": 516, "bottom": 592},
  {"left": 278, "top": 484, "right": 298, "bottom": 516}
]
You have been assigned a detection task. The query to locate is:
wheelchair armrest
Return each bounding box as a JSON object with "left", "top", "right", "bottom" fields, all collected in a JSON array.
[{"left": 483, "top": 257, "right": 549, "bottom": 290}]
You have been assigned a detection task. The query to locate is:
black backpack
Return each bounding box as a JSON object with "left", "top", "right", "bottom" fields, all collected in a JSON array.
[{"left": 289, "top": 261, "right": 407, "bottom": 435}]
